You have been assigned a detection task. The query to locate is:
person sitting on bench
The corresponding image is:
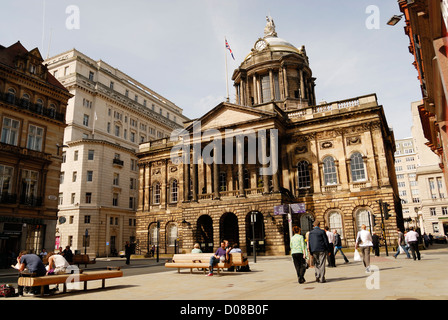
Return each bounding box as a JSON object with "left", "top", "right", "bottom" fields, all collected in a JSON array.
[
  {"left": 207, "top": 241, "right": 229, "bottom": 276},
  {"left": 16, "top": 251, "right": 49, "bottom": 296}
]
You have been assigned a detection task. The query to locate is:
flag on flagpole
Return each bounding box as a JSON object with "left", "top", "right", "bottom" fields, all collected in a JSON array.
[{"left": 225, "top": 38, "right": 235, "bottom": 60}]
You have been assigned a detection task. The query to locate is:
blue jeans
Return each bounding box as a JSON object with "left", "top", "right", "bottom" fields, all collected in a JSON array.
[
  {"left": 209, "top": 256, "right": 220, "bottom": 273},
  {"left": 394, "top": 245, "right": 411, "bottom": 258},
  {"left": 334, "top": 246, "right": 349, "bottom": 262}
]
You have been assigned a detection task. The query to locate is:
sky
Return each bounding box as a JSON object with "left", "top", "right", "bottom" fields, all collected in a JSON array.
[{"left": 0, "top": 0, "right": 422, "bottom": 139}]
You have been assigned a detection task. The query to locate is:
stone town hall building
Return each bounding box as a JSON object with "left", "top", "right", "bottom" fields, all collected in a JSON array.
[{"left": 136, "top": 18, "right": 403, "bottom": 256}]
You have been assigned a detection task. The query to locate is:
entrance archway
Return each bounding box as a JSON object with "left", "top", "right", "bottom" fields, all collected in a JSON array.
[
  {"left": 245, "top": 211, "right": 265, "bottom": 255},
  {"left": 196, "top": 215, "right": 214, "bottom": 253},
  {"left": 220, "top": 212, "right": 239, "bottom": 246}
]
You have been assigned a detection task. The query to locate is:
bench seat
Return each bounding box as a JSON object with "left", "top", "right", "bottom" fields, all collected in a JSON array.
[
  {"left": 18, "top": 269, "right": 123, "bottom": 296},
  {"left": 165, "top": 253, "right": 248, "bottom": 274}
]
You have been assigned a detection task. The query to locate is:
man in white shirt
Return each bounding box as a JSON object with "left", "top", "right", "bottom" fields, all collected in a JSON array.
[
  {"left": 405, "top": 227, "right": 421, "bottom": 260},
  {"left": 324, "top": 226, "right": 336, "bottom": 267},
  {"left": 355, "top": 224, "right": 373, "bottom": 273}
]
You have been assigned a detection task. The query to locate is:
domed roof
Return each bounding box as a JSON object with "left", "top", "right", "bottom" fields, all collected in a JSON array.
[
  {"left": 243, "top": 17, "right": 303, "bottom": 62},
  {"left": 263, "top": 36, "right": 301, "bottom": 54}
]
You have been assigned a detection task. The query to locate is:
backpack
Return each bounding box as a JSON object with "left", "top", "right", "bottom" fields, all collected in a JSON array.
[{"left": 0, "top": 284, "right": 16, "bottom": 297}]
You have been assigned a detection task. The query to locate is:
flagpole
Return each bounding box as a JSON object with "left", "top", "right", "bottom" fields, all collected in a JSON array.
[{"left": 225, "top": 37, "right": 230, "bottom": 102}]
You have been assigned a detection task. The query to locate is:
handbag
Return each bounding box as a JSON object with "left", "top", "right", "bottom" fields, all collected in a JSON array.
[
  {"left": 353, "top": 249, "right": 362, "bottom": 262},
  {"left": 302, "top": 258, "right": 309, "bottom": 269}
]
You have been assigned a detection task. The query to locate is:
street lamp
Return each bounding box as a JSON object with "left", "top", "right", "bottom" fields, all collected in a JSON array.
[
  {"left": 250, "top": 211, "right": 257, "bottom": 263},
  {"left": 387, "top": 14, "right": 404, "bottom": 26}
]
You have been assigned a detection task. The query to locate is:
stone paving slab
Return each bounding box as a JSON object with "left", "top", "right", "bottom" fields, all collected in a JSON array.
[{"left": 4, "top": 245, "right": 448, "bottom": 302}]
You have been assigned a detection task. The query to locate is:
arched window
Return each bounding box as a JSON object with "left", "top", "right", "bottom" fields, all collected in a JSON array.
[
  {"left": 49, "top": 104, "right": 56, "bottom": 118},
  {"left": 170, "top": 179, "right": 178, "bottom": 203},
  {"left": 6, "top": 88, "right": 16, "bottom": 104},
  {"left": 356, "top": 208, "right": 372, "bottom": 233},
  {"left": 166, "top": 222, "right": 178, "bottom": 247},
  {"left": 323, "top": 156, "right": 337, "bottom": 185},
  {"left": 149, "top": 223, "right": 158, "bottom": 246},
  {"left": 328, "top": 211, "right": 343, "bottom": 234},
  {"left": 21, "top": 93, "right": 30, "bottom": 107},
  {"left": 297, "top": 160, "right": 311, "bottom": 189},
  {"left": 153, "top": 182, "right": 161, "bottom": 204},
  {"left": 350, "top": 152, "right": 366, "bottom": 182}
]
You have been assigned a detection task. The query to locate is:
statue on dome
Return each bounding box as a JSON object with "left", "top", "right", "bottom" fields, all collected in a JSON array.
[{"left": 264, "top": 16, "right": 277, "bottom": 38}]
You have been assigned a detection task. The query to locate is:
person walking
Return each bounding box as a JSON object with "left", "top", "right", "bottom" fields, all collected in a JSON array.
[
  {"left": 290, "top": 226, "right": 308, "bottom": 284},
  {"left": 393, "top": 228, "right": 411, "bottom": 259},
  {"left": 372, "top": 232, "right": 381, "bottom": 257},
  {"left": 405, "top": 227, "right": 421, "bottom": 260},
  {"left": 125, "top": 241, "right": 132, "bottom": 265},
  {"left": 308, "top": 221, "right": 331, "bottom": 283},
  {"left": 355, "top": 224, "right": 373, "bottom": 273},
  {"left": 333, "top": 229, "right": 349, "bottom": 264},
  {"left": 325, "top": 226, "right": 336, "bottom": 267}
]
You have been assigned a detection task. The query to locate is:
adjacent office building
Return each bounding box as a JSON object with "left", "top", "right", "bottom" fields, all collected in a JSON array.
[{"left": 45, "top": 49, "right": 188, "bottom": 256}]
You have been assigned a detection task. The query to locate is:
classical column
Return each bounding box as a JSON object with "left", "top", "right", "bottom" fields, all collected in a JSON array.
[
  {"left": 260, "top": 133, "right": 270, "bottom": 194},
  {"left": 283, "top": 66, "right": 289, "bottom": 99},
  {"left": 270, "top": 132, "right": 280, "bottom": 193},
  {"left": 237, "top": 138, "right": 245, "bottom": 197},
  {"left": 269, "top": 69, "right": 275, "bottom": 101},
  {"left": 241, "top": 78, "right": 246, "bottom": 106},
  {"left": 183, "top": 151, "right": 190, "bottom": 202},
  {"left": 252, "top": 75, "right": 258, "bottom": 105},
  {"left": 213, "top": 144, "right": 220, "bottom": 199},
  {"left": 300, "top": 69, "right": 305, "bottom": 100}
]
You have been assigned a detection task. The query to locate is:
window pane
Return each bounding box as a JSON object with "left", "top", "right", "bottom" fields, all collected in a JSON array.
[
  {"left": 350, "top": 152, "right": 366, "bottom": 182},
  {"left": 323, "top": 157, "right": 337, "bottom": 185}
]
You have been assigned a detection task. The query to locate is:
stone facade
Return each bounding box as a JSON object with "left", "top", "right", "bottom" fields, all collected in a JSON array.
[
  {"left": 136, "top": 19, "right": 403, "bottom": 256},
  {"left": 0, "top": 42, "right": 71, "bottom": 260}
]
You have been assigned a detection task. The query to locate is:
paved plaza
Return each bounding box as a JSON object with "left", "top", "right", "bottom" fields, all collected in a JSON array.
[{"left": 2, "top": 244, "right": 447, "bottom": 302}]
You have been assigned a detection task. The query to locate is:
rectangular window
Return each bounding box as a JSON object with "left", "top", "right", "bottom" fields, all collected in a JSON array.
[
  {"left": 58, "top": 193, "right": 63, "bottom": 205},
  {"left": 71, "top": 193, "right": 75, "bottom": 204},
  {"left": 112, "top": 193, "right": 118, "bottom": 206},
  {"left": 442, "top": 207, "right": 448, "bottom": 216},
  {"left": 0, "top": 165, "right": 13, "bottom": 195},
  {"left": 21, "top": 170, "right": 38, "bottom": 202},
  {"left": 113, "top": 173, "right": 119, "bottom": 186},
  {"left": 87, "top": 171, "right": 93, "bottom": 182},
  {"left": 88, "top": 150, "right": 94, "bottom": 160},
  {"left": 430, "top": 207, "right": 436, "bottom": 216},
  {"left": 60, "top": 172, "right": 65, "bottom": 184},
  {"left": 72, "top": 171, "right": 77, "bottom": 182},
  {"left": 84, "top": 214, "right": 91, "bottom": 223},
  {"left": 261, "top": 75, "right": 271, "bottom": 103},
  {"left": 26, "top": 124, "right": 44, "bottom": 151},
  {"left": 83, "top": 114, "right": 89, "bottom": 127},
  {"left": 74, "top": 150, "right": 78, "bottom": 161},
  {"left": 85, "top": 193, "right": 92, "bottom": 204},
  {"left": 88, "top": 71, "right": 94, "bottom": 81},
  {"left": 1, "top": 117, "right": 20, "bottom": 146}
]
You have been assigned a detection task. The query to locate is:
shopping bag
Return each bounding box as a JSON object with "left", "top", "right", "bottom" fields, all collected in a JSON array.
[
  {"left": 399, "top": 246, "right": 405, "bottom": 254},
  {"left": 353, "top": 249, "right": 362, "bottom": 262}
]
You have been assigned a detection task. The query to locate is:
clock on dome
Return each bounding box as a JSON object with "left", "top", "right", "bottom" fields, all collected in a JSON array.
[{"left": 254, "top": 39, "right": 267, "bottom": 51}]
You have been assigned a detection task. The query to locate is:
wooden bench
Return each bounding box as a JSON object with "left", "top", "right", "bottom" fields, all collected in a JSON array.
[
  {"left": 71, "top": 254, "right": 96, "bottom": 268},
  {"left": 17, "top": 269, "right": 123, "bottom": 297},
  {"left": 165, "top": 252, "right": 248, "bottom": 274}
]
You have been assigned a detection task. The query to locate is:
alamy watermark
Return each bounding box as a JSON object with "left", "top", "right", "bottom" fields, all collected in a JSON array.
[
  {"left": 169, "top": 121, "right": 278, "bottom": 175},
  {"left": 365, "top": 5, "right": 380, "bottom": 30},
  {"left": 66, "top": 5, "right": 80, "bottom": 30}
]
